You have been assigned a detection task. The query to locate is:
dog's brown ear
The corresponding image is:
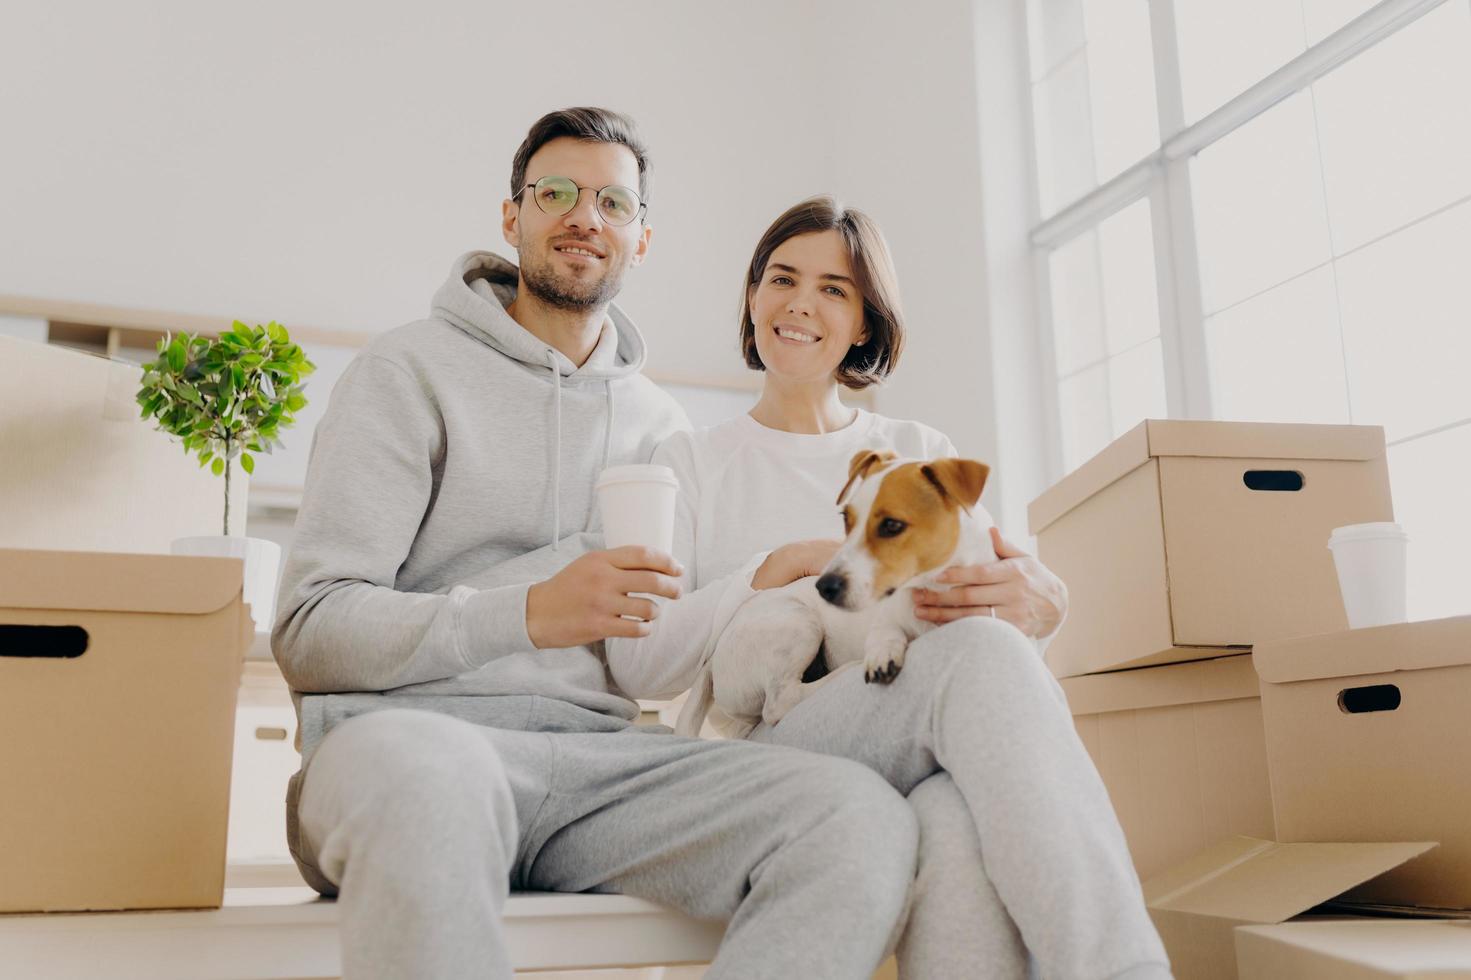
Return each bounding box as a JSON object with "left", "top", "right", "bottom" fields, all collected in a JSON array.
[
  {"left": 836, "top": 449, "right": 897, "bottom": 505},
  {"left": 921, "top": 458, "right": 990, "bottom": 510}
]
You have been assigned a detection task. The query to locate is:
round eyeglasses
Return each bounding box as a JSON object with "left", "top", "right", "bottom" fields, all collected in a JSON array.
[{"left": 516, "top": 175, "right": 646, "bottom": 226}]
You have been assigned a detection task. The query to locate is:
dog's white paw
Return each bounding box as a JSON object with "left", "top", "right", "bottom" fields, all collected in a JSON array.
[{"left": 863, "top": 637, "right": 908, "bottom": 684}]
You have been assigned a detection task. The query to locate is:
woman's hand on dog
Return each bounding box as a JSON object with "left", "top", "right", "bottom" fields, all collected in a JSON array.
[
  {"left": 526, "top": 547, "right": 684, "bottom": 648},
  {"left": 911, "top": 527, "right": 1068, "bottom": 638},
  {"left": 752, "top": 539, "right": 842, "bottom": 590}
]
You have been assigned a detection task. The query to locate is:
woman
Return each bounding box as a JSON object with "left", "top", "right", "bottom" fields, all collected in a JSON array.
[{"left": 606, "top": 198, "right": 1169, "bottom": 980}]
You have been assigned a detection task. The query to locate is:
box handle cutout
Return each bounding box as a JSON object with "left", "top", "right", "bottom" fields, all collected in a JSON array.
[
  {"left": 255, "top": 727, "right": 289, "bottom": 741},
  {"left": 1243, "top": 470, "right": 1305, "bottom": 492},
  {"left": 1338, "top": 684, "right": 1401, "bottom": 714},
  {"left": 0, "top": 625, "right": 90, "bottom": 659}
]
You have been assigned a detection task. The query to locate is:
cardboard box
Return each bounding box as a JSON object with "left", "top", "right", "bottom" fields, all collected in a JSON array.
[
  {"left": 1256, "top": 615, "right": 1471, "bottom": 911},
  {"left": 1143, "top": 836, "right": 1436, "bottom": 980},
  {"left": 1236, "top": 918, "right": 1471, "bottom": 979},
  {"left": 0, "top": 548, "right": 252, "bottom": 912},
  {"left": 1028, "top": 420, "right": 1393, "bottom": 678},
  {"left": 1063, "top": 654, "right": 1274, "bottom": 882},
  {"left": 0, "top": 336, "right": 247, "bottom": 553}
]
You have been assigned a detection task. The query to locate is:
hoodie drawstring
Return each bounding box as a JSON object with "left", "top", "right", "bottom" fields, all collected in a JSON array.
[
  {"left": 546, "top": 348, "right": 562, "bottom": 551},
  {"left": 589, "top": 380, "right": 614, "bottom": 532},
  {"left": 602, "top": 380, "right": 615, "bottom": 472},
  {"left": 545, "top": 351, "right": 618, "bottom": 552}
]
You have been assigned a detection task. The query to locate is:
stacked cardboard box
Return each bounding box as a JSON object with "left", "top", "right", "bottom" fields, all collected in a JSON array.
[
  {"left": 1028, "top": 419, "right": 1393, "bottom": 677},
  {"left": 1025, "top": 420, "right": 1471, "bottom": 977},
  {"left": 1028, "top": 420, "right": 1394, "bottom": 880},
  {"left": 1061, "top": 654, "right": 1274, "bottom": 884},
  {"left": 1256, "top": 615, "right": 1471, "bottom": 914}
]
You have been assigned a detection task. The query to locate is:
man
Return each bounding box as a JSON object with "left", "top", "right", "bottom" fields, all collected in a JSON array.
[{"left": 272, "top": 107, "right": 917, "bottom": 979}]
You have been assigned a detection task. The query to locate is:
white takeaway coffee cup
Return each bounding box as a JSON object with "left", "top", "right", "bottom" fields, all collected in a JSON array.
[
  {"left": 1327, "top": 522, "right": 1409, "bottom": 629},
  {"left": 596, "top": 464, "right": 679, "bottom": 557}
]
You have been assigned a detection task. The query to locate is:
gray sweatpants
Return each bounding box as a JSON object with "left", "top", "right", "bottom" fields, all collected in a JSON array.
[
  {"left": 749, "top": 616, "right": 1172, "bottom": 980},
  {"left": 289, "top": 703, "right": 919, "bottom": 980}
]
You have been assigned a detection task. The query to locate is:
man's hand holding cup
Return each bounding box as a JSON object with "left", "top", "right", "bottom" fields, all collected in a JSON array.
[
  {"left": 525, "top": 464, "right": 683, "bottom": 649},
  {"left": 526, "top": 546, "right": 682, "bottom": 648}
]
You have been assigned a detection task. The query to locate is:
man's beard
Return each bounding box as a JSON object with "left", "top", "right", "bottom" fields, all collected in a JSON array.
[{"left": 518, "top": 245, "right": 623, "bottom": 312}]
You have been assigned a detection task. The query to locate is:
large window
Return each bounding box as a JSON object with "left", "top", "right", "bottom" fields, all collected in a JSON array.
[{"left": 1027, "top": 0, "right": 1470, "bottom": 622}]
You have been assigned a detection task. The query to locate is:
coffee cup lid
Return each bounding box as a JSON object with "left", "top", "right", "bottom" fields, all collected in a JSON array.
[
  {"left": 1328, "top": 521, "right": 1407, "bottom": 545},
  {"left": 596, "top": 464, "right": 680, "bottom": 491}
]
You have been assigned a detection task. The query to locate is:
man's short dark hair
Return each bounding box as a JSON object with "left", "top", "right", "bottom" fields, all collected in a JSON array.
[{"left": 510, "top": 107, "right": 651, "bottom": 206}]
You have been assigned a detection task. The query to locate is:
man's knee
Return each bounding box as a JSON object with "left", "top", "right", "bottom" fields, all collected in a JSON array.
[
  {"left": 301, "top": 709, "right": 521, "bottom": 894},
  {"left": 313, "top": 708, "right": 515, "bottom": 816},
  {"left": 803, "top": 756, "right": 919, "bottom": 876}
]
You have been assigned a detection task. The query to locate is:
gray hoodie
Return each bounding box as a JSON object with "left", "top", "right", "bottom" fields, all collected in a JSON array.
[{"left": 272, "top": 251, "right": 689, "bottom": 758}]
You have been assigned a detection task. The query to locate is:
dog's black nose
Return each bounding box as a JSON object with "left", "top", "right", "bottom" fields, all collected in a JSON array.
[{"left": 816, "top": 572, "right": 847, "bottom": 606}]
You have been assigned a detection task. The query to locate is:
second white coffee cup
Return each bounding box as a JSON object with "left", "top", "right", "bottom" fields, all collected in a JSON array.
[
  {"left": 596, "top": 464, "right": 679, "bottom": 556},
  {"left": 1327, "top": 521, "right": 1409, "bottom": 629}
]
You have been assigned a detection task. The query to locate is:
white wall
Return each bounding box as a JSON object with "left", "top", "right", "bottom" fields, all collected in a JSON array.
[
  {"left": 808, "top": 7, "right": 992, "bottom": 442},
  {"left": 0, "top": 0, "right": 1046, "bottom": 533}
]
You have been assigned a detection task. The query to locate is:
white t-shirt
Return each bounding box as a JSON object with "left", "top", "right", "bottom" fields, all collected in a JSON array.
[
  {"left": 669, "top": 408, "right": 956, "bottom": 587},
  {"left": 603, "top": 408, "right": 956, "bottom": 701}
]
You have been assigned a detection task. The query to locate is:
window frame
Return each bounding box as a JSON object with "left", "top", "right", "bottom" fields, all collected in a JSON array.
[{"left": 1026, "top": 0, "right": 1452, "bottom": 480}]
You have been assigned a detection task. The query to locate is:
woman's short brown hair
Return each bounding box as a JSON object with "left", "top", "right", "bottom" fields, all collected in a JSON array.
[{"left": 738, "top": 196, "right": 905, "bottom": 390}]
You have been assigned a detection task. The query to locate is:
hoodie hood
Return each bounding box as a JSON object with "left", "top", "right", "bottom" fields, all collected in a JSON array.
[{"left": 430, "top": 250, "right": 647, "bottom": 380}]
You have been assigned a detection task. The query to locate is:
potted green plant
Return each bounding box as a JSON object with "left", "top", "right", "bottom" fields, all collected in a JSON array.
[{"left": 137, "top": 320, "right": 315, "bottom": 631}]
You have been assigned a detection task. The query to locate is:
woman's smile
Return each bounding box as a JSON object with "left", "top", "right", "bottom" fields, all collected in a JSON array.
[{"left": 774, "top": 324, "right": 821, "bottom": 345}]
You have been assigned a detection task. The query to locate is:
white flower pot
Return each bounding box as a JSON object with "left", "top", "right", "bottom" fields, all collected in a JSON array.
[{"left": 170, "top": 535, "right": 282, "bottom": 633}]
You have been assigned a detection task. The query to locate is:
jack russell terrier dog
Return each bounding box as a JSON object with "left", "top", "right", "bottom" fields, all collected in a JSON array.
[{"left": 675, "top": 449, "right": 997, "bottom": 739}]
